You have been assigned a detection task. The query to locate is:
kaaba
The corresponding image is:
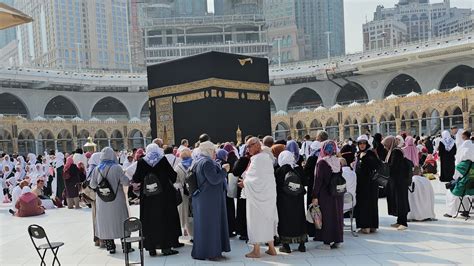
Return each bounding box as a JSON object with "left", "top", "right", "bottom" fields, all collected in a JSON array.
[{"left": 147, "top": 51, "right": 271, "bottom": 145}]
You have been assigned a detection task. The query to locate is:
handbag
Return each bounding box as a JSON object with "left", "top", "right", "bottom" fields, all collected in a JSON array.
[
  {"left": 79, "top": 180, "right": 96, "bottom": 204},
  {"left": 227, "top": 173, "right": 238, "bottom": 198},
  {"left": 306, "top": 204, "right": 322, "bottom": 230},
  {"left": 173, "top": 180, "right": 183, "bottom": 206},
  {"left": 372, "top": 162, "right": 390, "bottom": 188}
]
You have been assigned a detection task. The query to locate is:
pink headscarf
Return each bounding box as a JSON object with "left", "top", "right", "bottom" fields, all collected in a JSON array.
[
  {"left": 402, "top": 136, "right": 419, "bottom": 167},
  {"left": 63, "top": 156, "right": 74, "bottom": 172}
]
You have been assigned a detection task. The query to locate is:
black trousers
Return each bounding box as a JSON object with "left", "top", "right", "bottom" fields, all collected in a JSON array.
[{"left": 397, "top": 213, "right": 408, "bottom": 227}]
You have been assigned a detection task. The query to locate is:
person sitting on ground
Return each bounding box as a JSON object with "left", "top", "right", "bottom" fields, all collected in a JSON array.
[
  {"left": 32, "top": 179, "right": 56, "bottom": 209},
  {"left": 407, "top": 166, "right": 436, "bottom": 221},
  {"left": 340, "top": 158, "right": 357, "bottom": 213},
  {"left": 10, "top": 186, "right": 45, "bottom": 217}
]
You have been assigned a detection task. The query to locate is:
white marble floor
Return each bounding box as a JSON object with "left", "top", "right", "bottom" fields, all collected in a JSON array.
[{"left": 0, "top": 180, "right": 473, "bottom": 265}]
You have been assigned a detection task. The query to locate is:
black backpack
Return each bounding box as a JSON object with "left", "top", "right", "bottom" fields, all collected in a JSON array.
[
  {"left": 328, "top": 171, "right": 347, "bottom": 197},
  {"left": 283, "top": 169, "right": 304, "bottom": 196},
  {"left": 96, "top": 167, "right": 119, "bottom": 202},
  {"left": 185, "top": 164, "right": 200, "bottom": 196},
  {"left": 143, "top": 171, "right": 162, "bottom": 197}
]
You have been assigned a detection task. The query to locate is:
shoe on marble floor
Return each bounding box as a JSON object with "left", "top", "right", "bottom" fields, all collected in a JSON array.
[
  {"left": 390, "top": 223, "right": 400, "bottom": 228},
  {"left": 443, "top": 213, "right": 453, "bottom": 218},
  {"left": 397, "top": 225, "right": 408, "bottom": 231},
  {"left": 331, "top": 243, "right": 342, "bottom": 249}
]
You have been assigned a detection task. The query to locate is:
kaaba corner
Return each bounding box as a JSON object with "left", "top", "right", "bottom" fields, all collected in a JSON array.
[{"left": 147, "top": 51, "right": 271, "bottom": 145}]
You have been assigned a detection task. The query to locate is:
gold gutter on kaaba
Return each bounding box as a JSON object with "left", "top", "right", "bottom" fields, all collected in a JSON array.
[{"left": 148, "top": 78, "right": 270, "bottom": 99}]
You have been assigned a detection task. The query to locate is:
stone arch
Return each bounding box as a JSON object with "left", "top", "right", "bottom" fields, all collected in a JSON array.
[
  {"left": 140, "top": 102, "right": 150, "bottom": 120},
  {"left": 57, "top": 129, "right": 73, "bottom": 153},
  {"left": 128, "top": 129, "right": 144, "bottom": 149},
  {"left": 443, "top": 107, "right": 464, "bottom": 130},
  {"left": 274, "top": 122, "right": 290, "bottom": 141},
  {"left": 309, "top": 119, "right": 323, "bottom": 137},
  {"left": 18, "top": 129, "right": 35, "bottom": 155},
  {"left": 77, "top": 129, "right": 90, "bottom": 148},
  {"left": 111, "top": 129, "right": 124, "bottom": 151},
  {"left": 296, "top": 121, "right": 306, "bottom": 140},
  {"left": 0, "top": 128, "right": 13, "bottom": 154},
  {"left": 384, "top": 74, "right": 422, "bottom": 97},
  {"left": 269, "top": 98, "right": 276, "bottom": 113},
  {"left": 0, "top": 92, "right": 30, "bottom": 118},
  {"left": 336, "top": 82, "right": 369, "bottom": 105},
  {"left": 287, "top": 88, "right": 323, "bottom": 111},
  {"left": 325, "top": 118, "right": 339, "bottom": 140},
  {"left": 91, "top": 96, "right": 130, "bottom": 120},
  {"left": 401, "top": 111, "right": 419, "bottom": 136},
  {"left": 38, "top": 129, "right": 55, "bottom": 154},
  {"left": 421, "top": 108, "right": 441, "bottom": 136},
  {"left": 94, "top": 129, "right": 109, "bottom": 151},
  {"left": 439, "top": 65, "right": 474, "bottom": 91},
  {"left": 44, "top": 95, "right": 80, "bottom": 118}
]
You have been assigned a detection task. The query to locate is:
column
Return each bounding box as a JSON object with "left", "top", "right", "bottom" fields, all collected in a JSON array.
[
  {"left": 143, "top": 137, "right": 146, "bottom": 148},
  {"left": 449, "top": 117, "right": 453, "bottom": 128},
  {"left": 72, "top": 137, "right": 78, "bottom": 151},
  {"left": 349, "top": 126, "right": 354, "bottom": 139},
  {"left": 440, "top": 117, "right": 444, "bottom": 132},
  {"left": 123, "top": 137, "right": 129, "bottom": 151},
  {"left": 12, "top": 138, "right": 19, "bottom": 154},
  {"left": 358, "top": 124, "right": 362, "bottom": 137},
  {"left": 35, "top": 140, "right": 39, "bottom": 155},
  {"left": 376, "top": 123, "right": 380, "bottom": 134},
  {"left": 338, "top": 124, "right": 344, "bottom": 142},
  {"left": 463, "top": 112, "right": 469, "bottom": 130},
  {"left": 54, "top": 139, "right": 58, "bottom": 152},
  {"left": 405, "top": 121, "right": 411, "bottom": 134},
  {"left": 386, "top": 123, "right": 390, "bottom": 135},
  {"left": 108, "top": 139, "right": 111, "bottom": 148},
  {"left": 418, "top": 119, "right": 422, "bottom": 136},
  {"left": 395, "top": 118, "right": 401, "bottom": 135}
]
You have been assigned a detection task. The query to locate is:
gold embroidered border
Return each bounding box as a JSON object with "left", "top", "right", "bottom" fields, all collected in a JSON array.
[
  {"left": 149, "top": 78, "right": 270, "bottom": 98},
  {"left": 175, "top": 91, "right": 205, "bottom": 103},
  {"left": 225, "top": 91, "right": 239, "bottom": 99},
  {"left": 247, "top": 93, "right": 261, "bottom": 101}
]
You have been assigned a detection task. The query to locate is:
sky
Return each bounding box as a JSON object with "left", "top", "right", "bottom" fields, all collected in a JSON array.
[{"left": 207, "top": 0, "right": 473, "bottom": 53}]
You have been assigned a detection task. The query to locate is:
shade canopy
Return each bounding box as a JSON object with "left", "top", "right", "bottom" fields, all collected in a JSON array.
[{"left": 0, "top": 3, "right": 32, "bottom": 30}]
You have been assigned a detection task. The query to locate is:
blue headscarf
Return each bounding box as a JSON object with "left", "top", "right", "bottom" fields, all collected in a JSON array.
[
  {"left": 181, "top": 157, "right": 193, "bottom": 170},
  {"left": 98, "top": 147, "right": 117, "bottom": 171},
  {"left": 286, "top": 140, "right": 300, "bottom": 162},
  {"left": 216, "top": 149, "right": 228, "bottom": 164},
  {"left": 143, "top": 143, "right": 164, "bottom": 167}
]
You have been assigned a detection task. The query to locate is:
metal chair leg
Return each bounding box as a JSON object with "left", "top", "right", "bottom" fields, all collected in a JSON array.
[
  {"left": 51, "top": 247, "right": 61, "bottom": 266},
  {"left": 39, "top": 249, "right": 47, "bottom": 266},
  {"left": 140, "top": 239, "right": 144, "bottom": 266}
]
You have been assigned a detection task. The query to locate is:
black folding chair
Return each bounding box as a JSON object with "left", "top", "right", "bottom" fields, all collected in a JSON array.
[
  {"left": 343, "top": 192, "right": 358, "bottom": 237},
  {"left": 453, "top": 179, "right": 474, "bottom": 221},
  {"left": 122, "top": 217, "right": 144, "bottom": 266},
  {"left": 28, "top": 224, "right": 64, "bottom": 266}
]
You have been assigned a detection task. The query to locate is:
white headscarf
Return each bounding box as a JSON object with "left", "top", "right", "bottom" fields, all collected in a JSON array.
[
  {"left": 441, "top": 130, "right": 455, "bottom": 152},
  {"left": 87, "top": 152, "right": 102, "bottom": 177},
  {"left": 143, "top": 143, "right": 164, "bottom": 167},
  {"left": 55, "top": 152, "right": 65, "bottom": 168},
  {"left": 27, "top": 153, "right": 37, "bottom": 166},
  {"left": 199, "top": 141, "right": 216, "bottom": 158},
  {"left": 278, "top": 150, "right": 297, "bottom": 168},
  {"left": 458, "top": 141, "right": 474, "bottom": 162},
  {"left": 396, "top": 135, "right": 405, "bottom": 148},
  {"left": 2, "top": 164, "right": 13, "bottom": 178},
  {"left": 21, "top": 186, "right": 32, "bottom": 195}
]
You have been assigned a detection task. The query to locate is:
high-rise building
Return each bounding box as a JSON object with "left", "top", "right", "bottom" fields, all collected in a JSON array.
[
  {"left": 214, "top": 0, "right": 263, "bottom": 15},
  {"left": 295, "top": 0, "right": 345, "bottom": 60},
  {"left": 14, "top": 0, "right": 131, "bottom": 71},
  {"left": 140, "top": 0, "right": 269, "bottom": 64},
  {"left": 0, "top": 0, "right": 16, "bottom": 49},
  {"left": 363, "top": 0, "right": 473, "bottom": 51},
  {"left": 175, "top": 0, "right": 208, "bottom": 17},
  {"left": 264, "top": 0, "right": 308, "bottom": 64}
]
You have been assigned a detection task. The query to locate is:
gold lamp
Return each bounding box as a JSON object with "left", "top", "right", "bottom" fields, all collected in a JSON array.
[{"left": 83, "top": 137, "right": 97, "bottom": 153}]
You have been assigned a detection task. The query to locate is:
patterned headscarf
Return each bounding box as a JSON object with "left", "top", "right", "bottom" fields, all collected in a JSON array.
[
  {"left": 318, "top": 140, "right": 340, "bottom": 173},
  {"left": 143, "top": 144, "right": 164, "bottom": 167}
]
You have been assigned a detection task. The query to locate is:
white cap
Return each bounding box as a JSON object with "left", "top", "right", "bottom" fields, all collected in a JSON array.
[{"left": 356, "top": 135, "right": 369, "bottom": 143}]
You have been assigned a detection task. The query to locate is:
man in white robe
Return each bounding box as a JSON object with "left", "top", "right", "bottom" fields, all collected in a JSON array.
[
  {"left": 239, "top": 137, "right": 278, "bottom": 258},
  {"left": 408, "top": 167, "right": 436, "bottom": 221}
]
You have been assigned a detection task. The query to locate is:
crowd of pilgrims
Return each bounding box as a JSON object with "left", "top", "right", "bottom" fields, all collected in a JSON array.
[{"left": 1, "top": 127, "right": 473, "bottom": 260}]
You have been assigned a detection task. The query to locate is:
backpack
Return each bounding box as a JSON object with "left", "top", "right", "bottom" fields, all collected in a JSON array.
[
  {"left": 96, "top": 167, "right": 119, "bottom": 202},
  {"left": 328, "top": 171, "right": 347, "bottom": 197},
  {"left": 373, "top": 161, "right": 390, "bottom": 188},
  {"left": 283, "top": 169, "right": 304, "bottom": 196},
  {"left": 184, "top": 164, "right": 200, "bottom": 196},
  {"left": 143, "top": 171, "right": 162, "bottom": 197},
  {"left": 451, "top": 161, "right": 474, "bottom": 197}
]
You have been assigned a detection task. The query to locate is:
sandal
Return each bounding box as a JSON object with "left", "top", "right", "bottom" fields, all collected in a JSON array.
[{"left": 162, "top": 249, "right": 179, "bottom": 256}]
